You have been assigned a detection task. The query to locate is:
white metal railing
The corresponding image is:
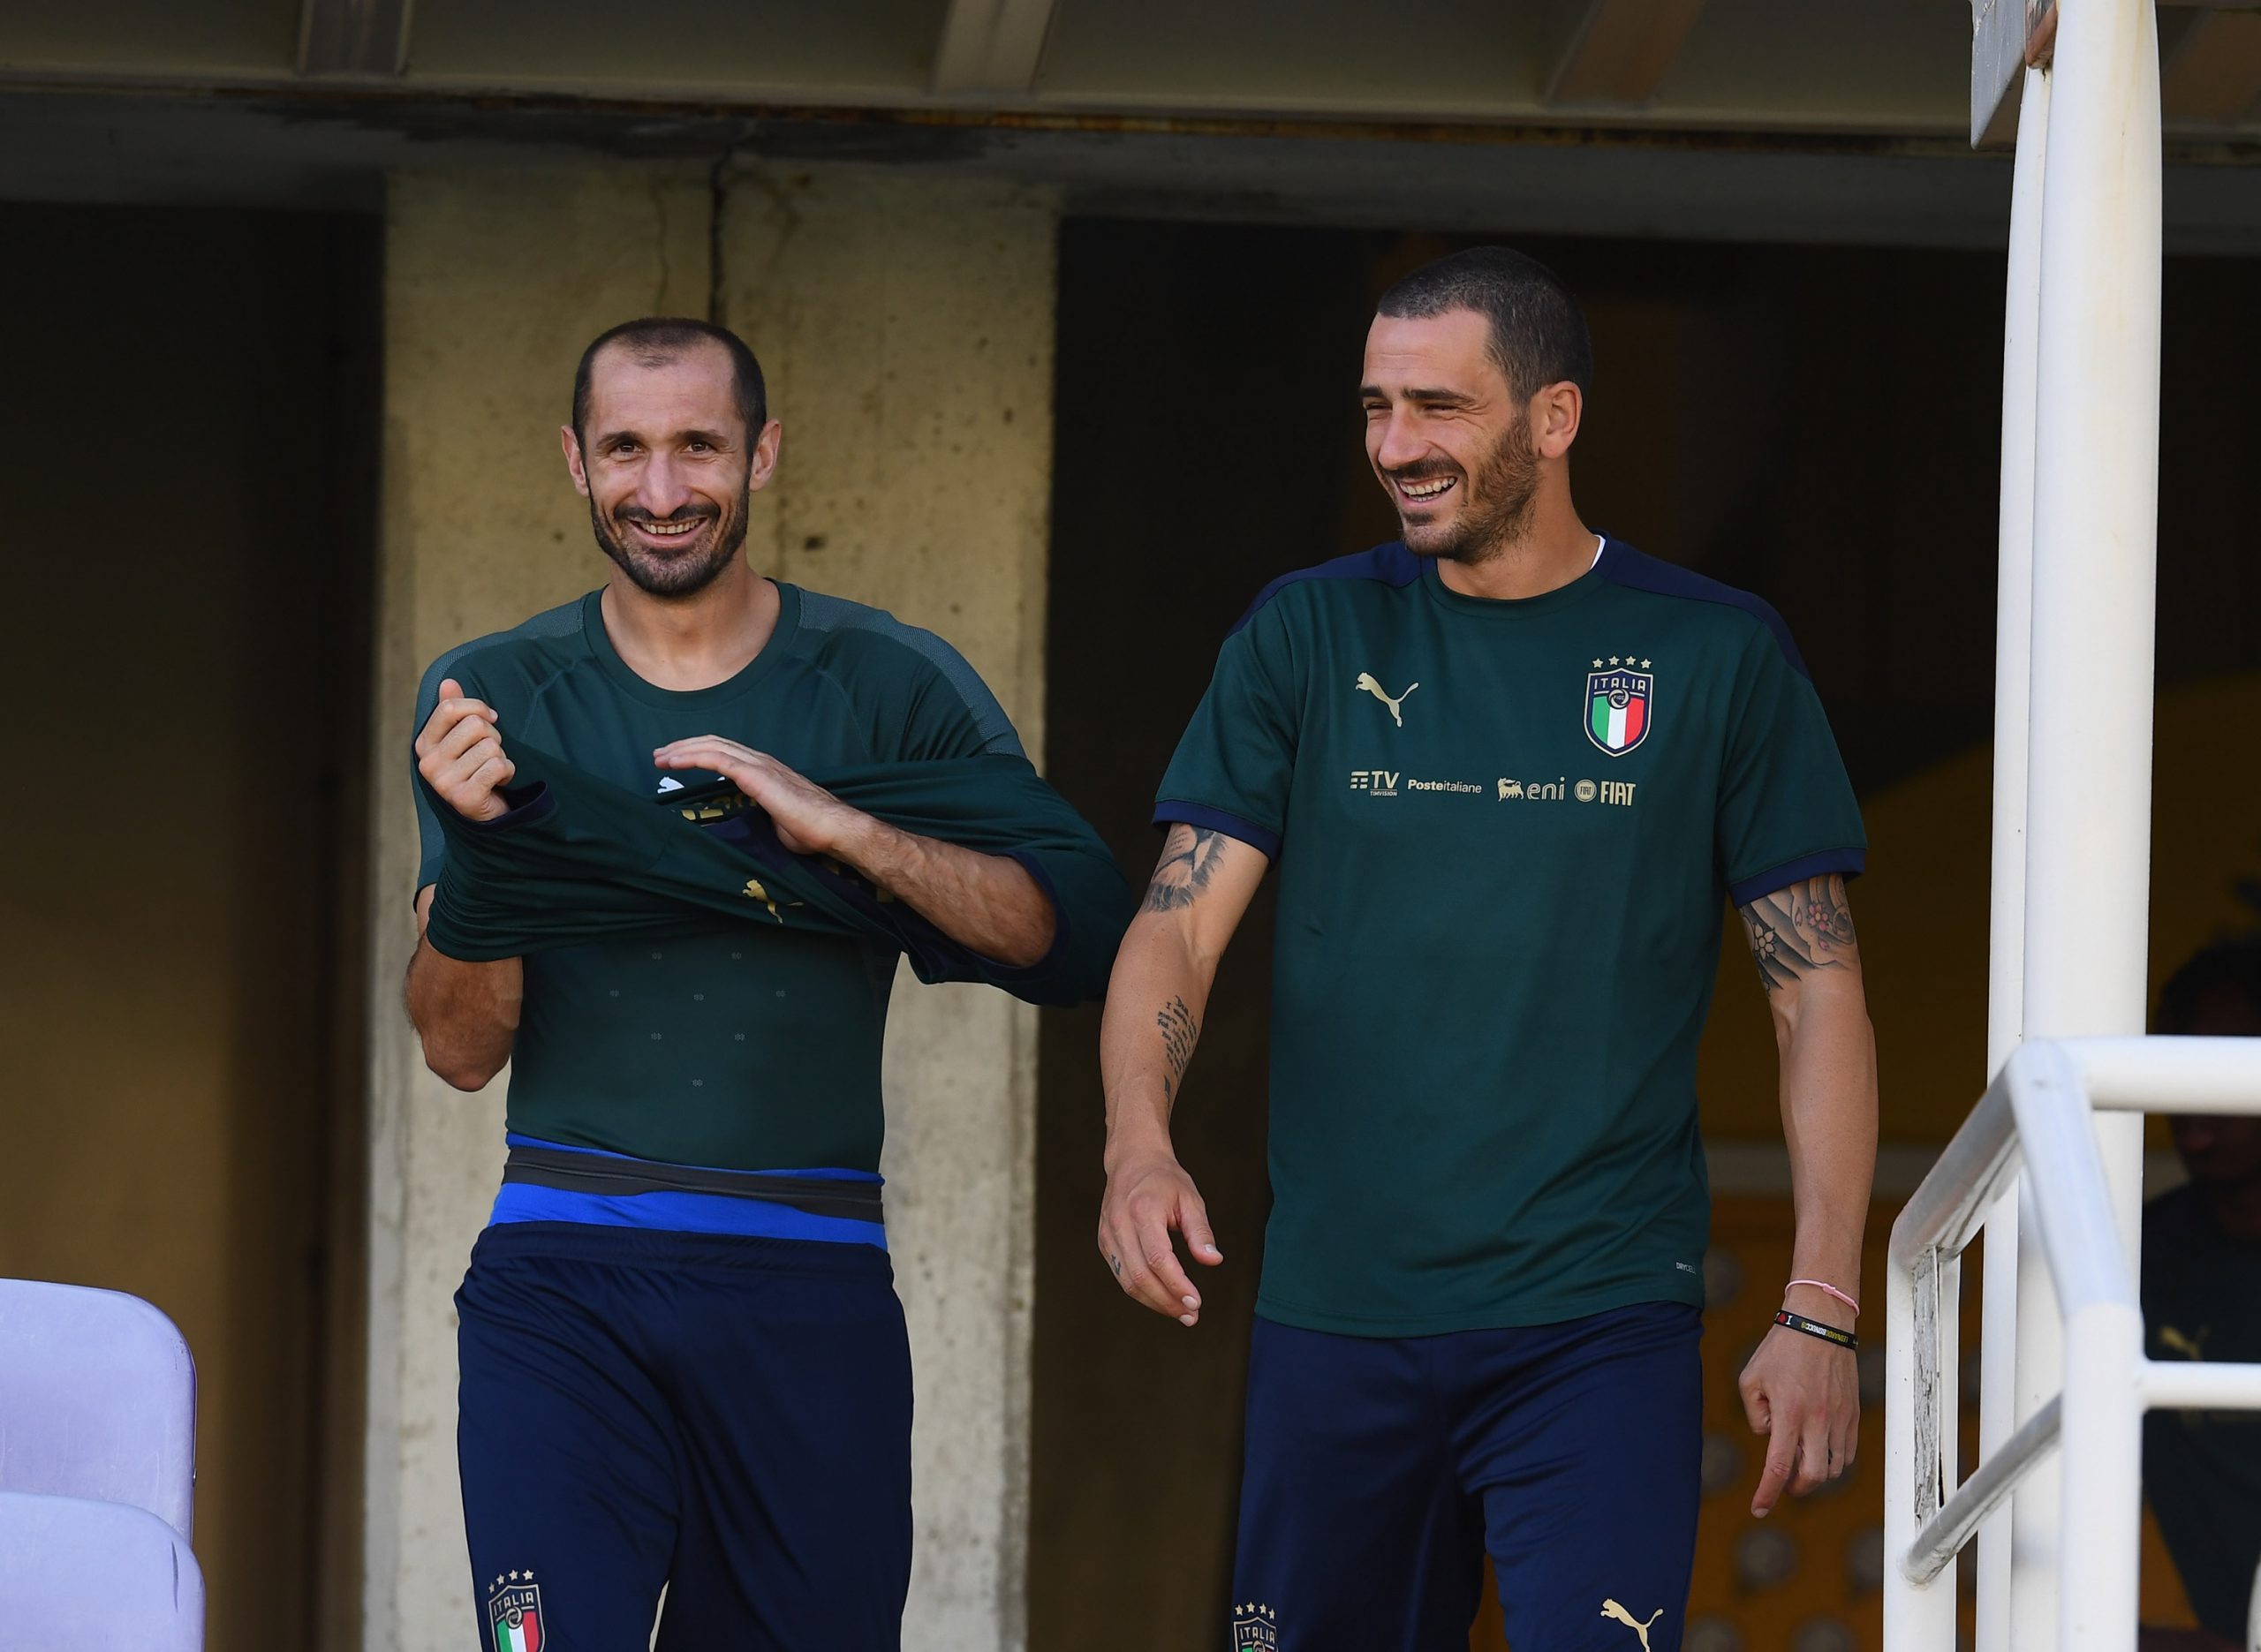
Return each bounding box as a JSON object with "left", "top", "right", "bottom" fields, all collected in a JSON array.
[{"left": 1885, "top": 1036, "right": 2261, "bottom": 1652}]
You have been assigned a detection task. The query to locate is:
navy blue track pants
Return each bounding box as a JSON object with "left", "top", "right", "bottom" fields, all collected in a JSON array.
[
  {"left": 1232, "top": 1302, "right": 1703, "bottom": 1652},
  {"left": 455, "top": 1223, "right": 911, "bottom": 1652}
]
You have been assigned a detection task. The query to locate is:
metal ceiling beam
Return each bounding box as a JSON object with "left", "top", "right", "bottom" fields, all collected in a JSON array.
[
  {"left": 932, "top": 0, "right": 1057, "bottom": 99},
  {"left": 298, "top": 0, "right": 412, "bottom": 78},
  {"left": 1546, "top": 0, "right": 1705, "bottom": 106},
  {"left": 2161, "top": 7, "right": 2261, "bottom": 124}
]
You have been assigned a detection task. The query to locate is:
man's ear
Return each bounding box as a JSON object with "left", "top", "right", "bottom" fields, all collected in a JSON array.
[
  {"left": 561, "top": 425, "right": 592, "bottom": 498},
  {"left": 747, "top": 419, "right": 784, "bottom": 494},
  {"left": 1530, "top": 381, "right": 1583, "bottom": 462}
]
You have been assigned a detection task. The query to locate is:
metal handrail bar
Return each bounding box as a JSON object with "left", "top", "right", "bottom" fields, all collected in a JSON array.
[
  {"left": 1886, "top": 1036, "right": 2261, "bottom": 1651},
  {"left": 1891, "top": 1082, "right": 2020, "bottom": 1270},
  {"left": 2065, "top": 1036, "right": 2261, "bottom": 1113},
  {"left": 2143, "top": 1362, "right": 2261, "bottom": 1410},
  {"left": 1905, "top": 1397, "right": 2061, "bottom": 1586}
]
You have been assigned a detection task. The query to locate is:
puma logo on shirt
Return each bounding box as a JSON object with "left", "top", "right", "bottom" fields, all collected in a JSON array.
[{"left": 1354, "top": 672, "right": 1418, "bottom": 727}]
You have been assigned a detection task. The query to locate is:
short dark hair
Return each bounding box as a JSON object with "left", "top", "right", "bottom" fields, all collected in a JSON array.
[
  {"left": 571, "top": 317, "right": 768, "bottom": 443},
  {"left": 2156, "top": 935, "right": 2261, "bottom": 1032},
  {"left": 1375, "top": 247, "right": 1592, "bottom": 403}
]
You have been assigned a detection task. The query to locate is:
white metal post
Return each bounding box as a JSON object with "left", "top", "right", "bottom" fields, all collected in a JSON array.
[
  {"left": 2012, "top": 2, "right": 2164, "bottom": 1649},
  {"left": 1887, "top": 1241, "right": 1965, "bottom": 1647},
  {"left": 1978, "top": 58, "right": 2051, "bottom": 1652},
  {"left": 2058, "top": 1303, "right": 2147, "bottom": 1650}
]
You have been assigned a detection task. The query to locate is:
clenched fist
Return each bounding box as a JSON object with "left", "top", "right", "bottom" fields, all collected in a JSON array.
[{"left": 415, "top": 677, "right": 516, "bottom": 823}]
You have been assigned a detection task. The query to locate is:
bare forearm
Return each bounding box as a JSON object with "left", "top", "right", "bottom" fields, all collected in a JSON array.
[
  {"left": 837, "top": 819, "right": 1056, "bottom": 968},
  {"left": 1100, "top": 914, "right": 1215, "bottom": 1169},
  {"left": 1778, "top": 981, "right": 1878, "bottom": 1292},
  {"left": 1741, "top": 873, "right": 1876, "bottom": 1302},
  {"left": 405, "top": 890, "right": 522, "bottom": 1090}
]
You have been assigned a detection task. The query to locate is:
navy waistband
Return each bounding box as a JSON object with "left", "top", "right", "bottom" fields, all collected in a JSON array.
[{"left": 469, "top": 1218, "right": 897, "bottom": 1277}]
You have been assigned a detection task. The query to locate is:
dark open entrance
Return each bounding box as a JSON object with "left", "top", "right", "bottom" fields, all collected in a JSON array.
[{"left": 0, "top": 200, "right": 380, "bottom": 1648}]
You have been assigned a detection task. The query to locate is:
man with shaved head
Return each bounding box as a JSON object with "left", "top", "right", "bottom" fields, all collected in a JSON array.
[{"left": 407, "top": 318, "right": 1118, "bottom": 1650}]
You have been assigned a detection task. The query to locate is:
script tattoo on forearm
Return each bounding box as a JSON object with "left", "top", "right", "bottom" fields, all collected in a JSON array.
[
  {"left": 1142, "top": 825, "right": 1227, "bottom": 914},
  {"left": 1157, "top": 994, "right": 1199, "bottom": 1101},
  {"left": 1739, "top": 873, "right": 1858, "bottom": 995}
]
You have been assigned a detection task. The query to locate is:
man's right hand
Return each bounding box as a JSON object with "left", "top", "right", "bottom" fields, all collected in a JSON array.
[
  {"left": 1097, "top": 1147, "right": 1223, "bottom": 1327},
  {"left": 415, "top": 677, "right": 515, "bottom": 823}
]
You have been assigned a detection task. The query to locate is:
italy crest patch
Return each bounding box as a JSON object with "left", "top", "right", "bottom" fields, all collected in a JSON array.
[
  {"left": 1231, "top": 1602, "right": 1278, "bottom": 1651},
  {"left": 1584, "top": 664, "right": 1653, "bottom": 757},
  {"left": 488, "top": 1576, "right": 545, "bottom": 1652}
]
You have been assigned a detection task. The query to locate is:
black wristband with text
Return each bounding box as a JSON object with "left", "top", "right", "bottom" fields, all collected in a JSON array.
[{"left": 1773, "top": 1309, "right": 1859, "bottom": 1351}]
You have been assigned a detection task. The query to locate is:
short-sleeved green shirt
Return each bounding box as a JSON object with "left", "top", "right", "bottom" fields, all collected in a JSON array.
[
  {"left": 1156, "top": 539, "right": 1866, "bottom": 1336},
  {"left": 414, "top": 582, "right": 1024, "bottom": 1173}
]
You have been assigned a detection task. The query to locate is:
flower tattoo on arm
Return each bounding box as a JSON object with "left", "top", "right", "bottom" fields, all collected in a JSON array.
[{"left": 1738, "top": 873, "right": 1858, "bottom": 995}]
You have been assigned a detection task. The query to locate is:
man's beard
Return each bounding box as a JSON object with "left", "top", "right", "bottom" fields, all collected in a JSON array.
[
  {"left": 1393, "top": 411, "right": 1540, "bottom": 565},
  {"left": 590, "top": 488, "right": 749, "bottom": 599}
]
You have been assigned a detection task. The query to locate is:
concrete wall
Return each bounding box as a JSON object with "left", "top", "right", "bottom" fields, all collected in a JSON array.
[{"left": 367, "top": 162, "right": 1057, "bottom": 1650}]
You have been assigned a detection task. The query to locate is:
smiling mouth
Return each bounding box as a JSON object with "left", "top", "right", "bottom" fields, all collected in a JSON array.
[
  {"left": 1392, "top": 473, "right": 1458, "bottom": 509},
  {"left": 624, "top": 515, "right": 709, "bottom": 544}
]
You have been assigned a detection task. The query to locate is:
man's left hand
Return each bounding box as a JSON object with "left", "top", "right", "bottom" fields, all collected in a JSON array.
[
  {"left": 654, "top": 735, "right": 877, "bottom": 858},
  {"left": 1738, "top": 1300, "right": 1859, "bottom": 1517}
]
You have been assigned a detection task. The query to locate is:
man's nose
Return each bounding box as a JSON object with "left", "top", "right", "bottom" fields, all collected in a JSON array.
[
  {"left": 1372, "top": 411, "right": 1429, "bottom": 472},
  {"left": 637, "top": 452, "right": 692, "bottom": 516}
]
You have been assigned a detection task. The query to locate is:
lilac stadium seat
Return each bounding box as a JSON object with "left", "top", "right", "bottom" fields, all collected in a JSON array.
[
  {"left": 0, "top": 1280, "right": 196, "bottom": 1539},
  {"left": 0, "top": 1490, "right": 203, "bottom": 1650}
]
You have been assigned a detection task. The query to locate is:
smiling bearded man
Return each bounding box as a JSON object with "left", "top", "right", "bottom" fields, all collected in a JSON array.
[
  {"left": 1095, "top": 248, "right": 1879, "bottom": 1652},
  {"left": 405, "top": 317, "right": 1120, "bottom": 1651}
]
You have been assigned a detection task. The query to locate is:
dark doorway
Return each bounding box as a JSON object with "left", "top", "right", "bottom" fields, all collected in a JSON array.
[{"left": 0, "top": 201, "right": 380, "bottom": 1648}]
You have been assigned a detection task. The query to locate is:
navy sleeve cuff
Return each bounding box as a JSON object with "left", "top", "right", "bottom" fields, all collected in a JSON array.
[
  {"left": 1151, "top": 802, "right": 1282, "bottom": 861},
  {"left": 1728, "top": 847, "right": 1866, "bottom": 909}
]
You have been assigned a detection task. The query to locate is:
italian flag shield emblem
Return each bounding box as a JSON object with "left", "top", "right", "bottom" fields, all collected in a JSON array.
[
  {"left": 1585, "top": 667, "right": 1653, "bottom": 756},
  {"left": 489, "top": 1584, "right": 544, "bottom": 1652}
]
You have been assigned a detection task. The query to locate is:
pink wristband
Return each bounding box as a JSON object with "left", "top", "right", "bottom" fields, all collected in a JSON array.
[{"left": 1787, "top": 1279, "right": 1860, "bottom": 1316}]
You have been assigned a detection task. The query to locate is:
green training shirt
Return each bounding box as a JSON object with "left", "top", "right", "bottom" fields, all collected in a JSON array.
[
  {"left": 1155, "top": 538, "right": 1866, "bottom": 1336},
  {"left": 414, "top": 582, "right": 1025, "bottom": 1173}
]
